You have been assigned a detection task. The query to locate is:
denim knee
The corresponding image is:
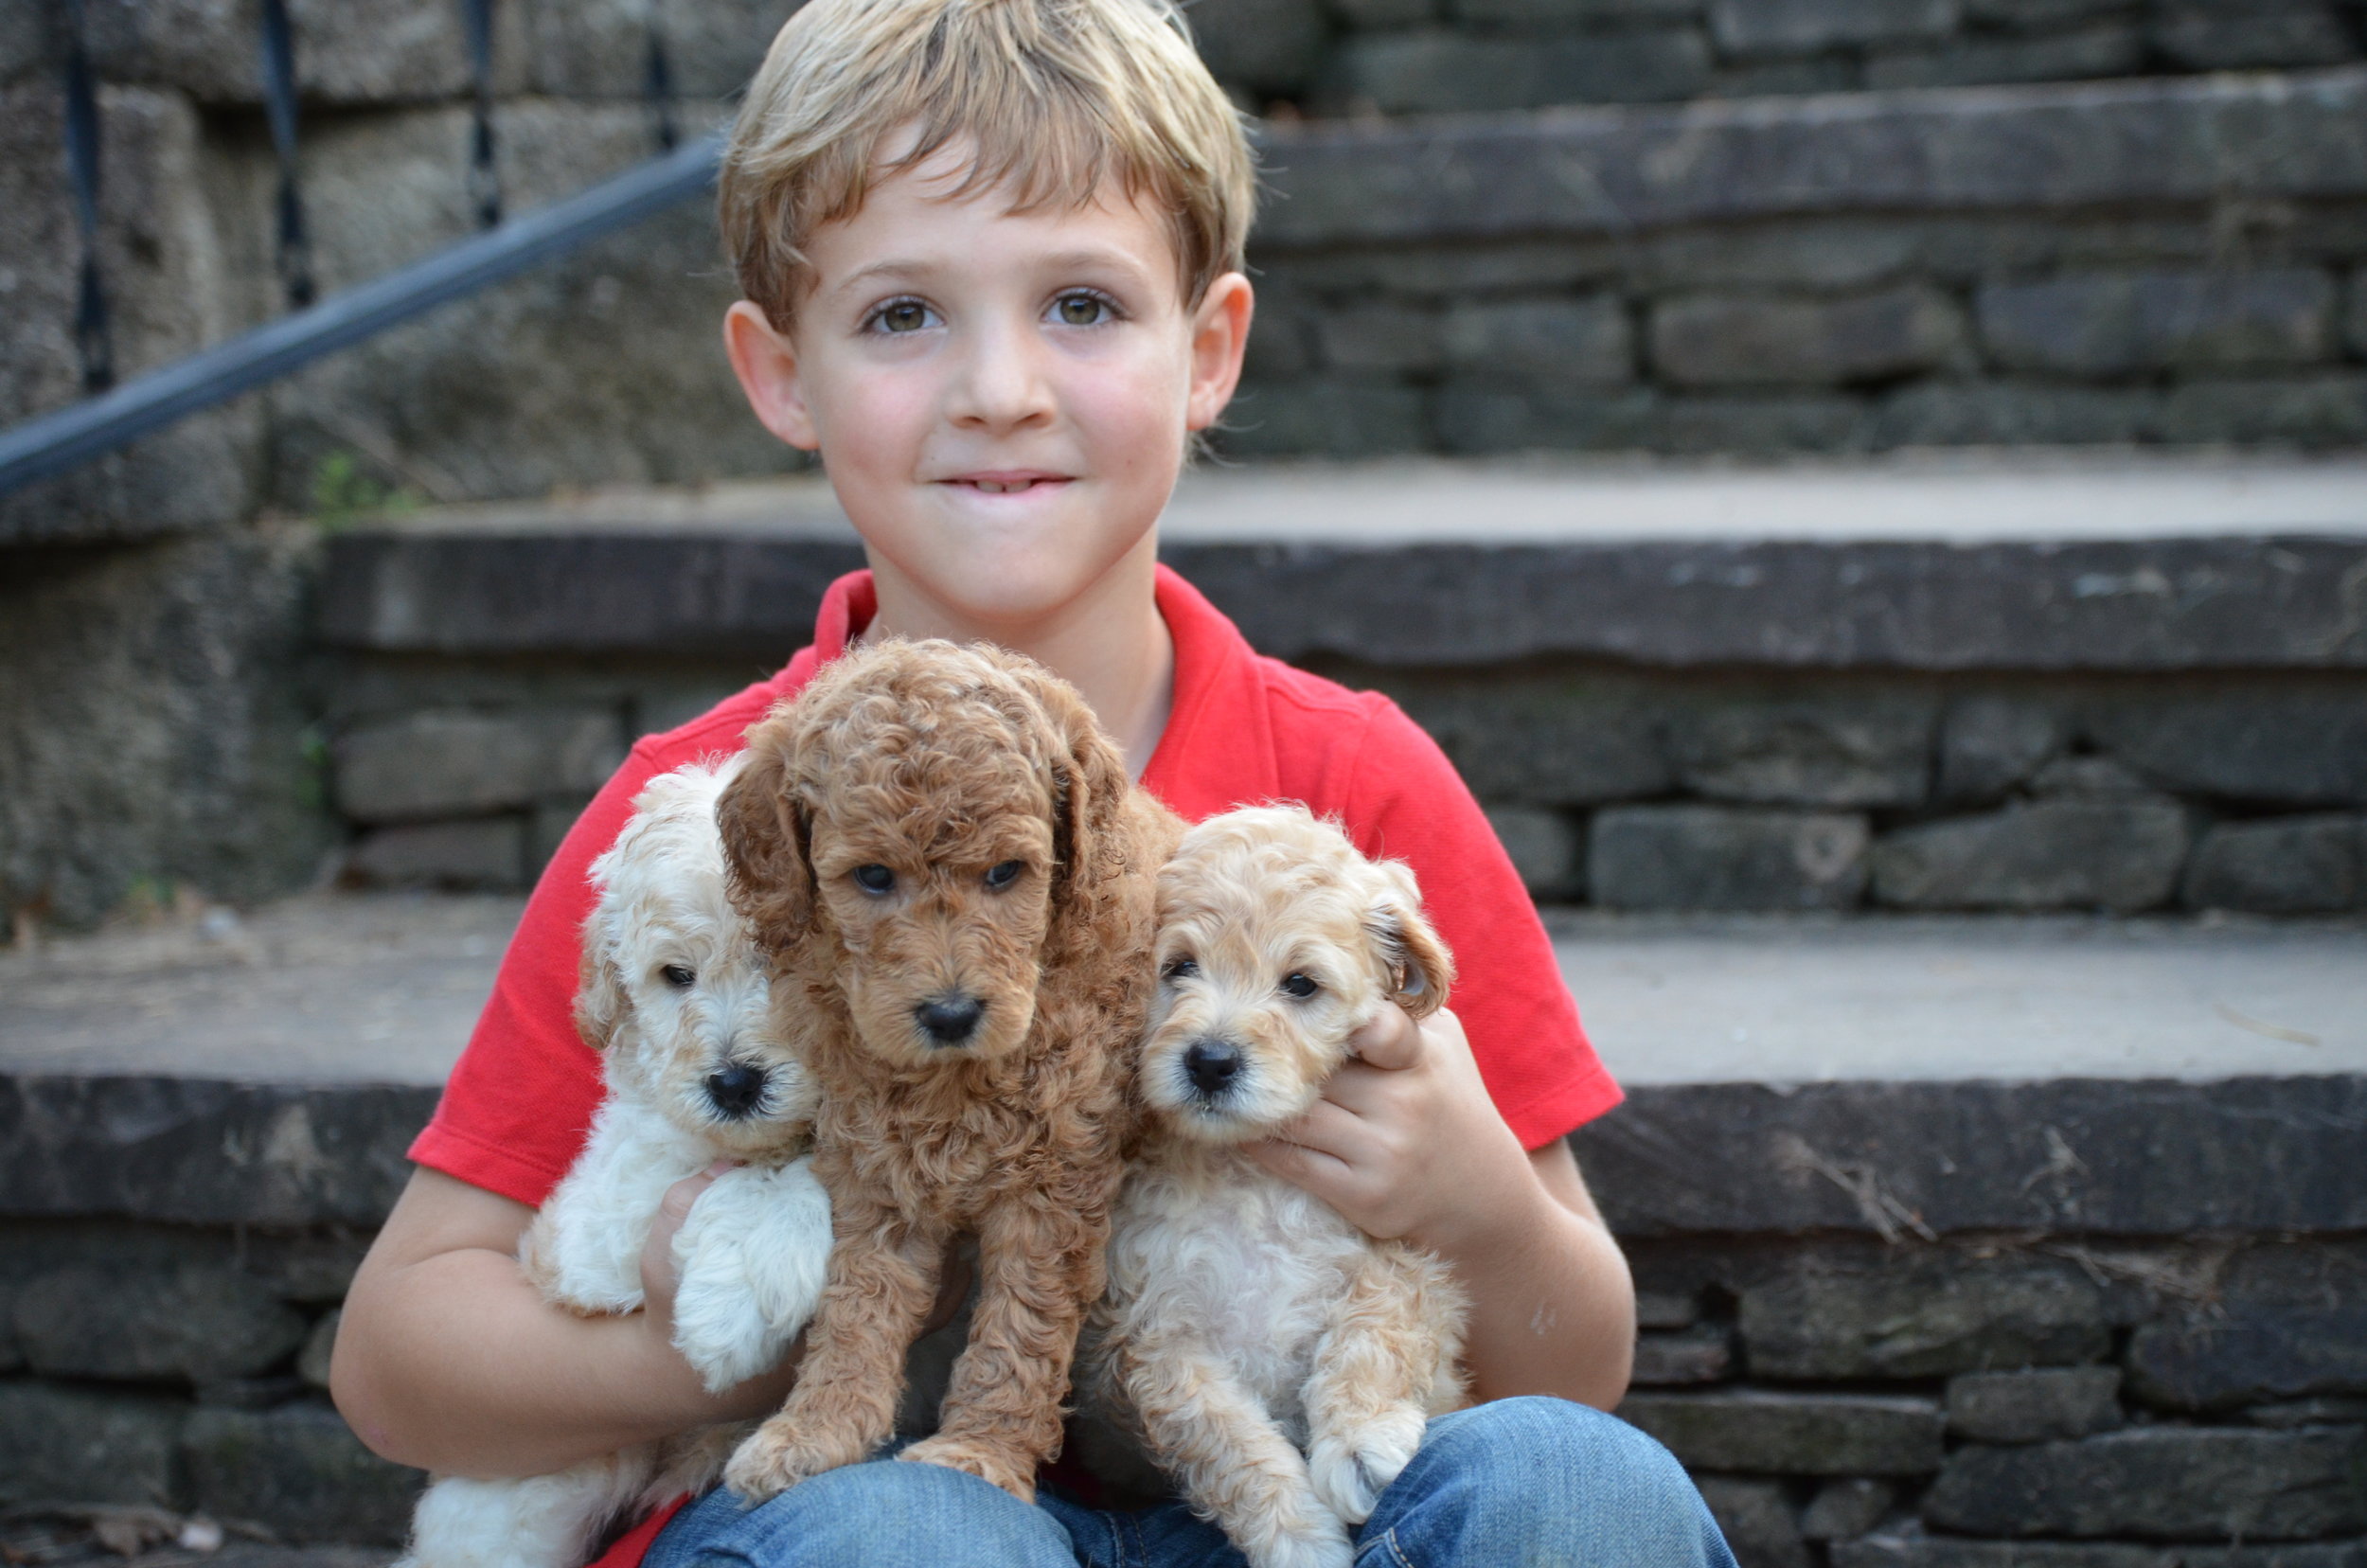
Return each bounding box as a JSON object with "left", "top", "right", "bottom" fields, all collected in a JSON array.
[
  {"left": 645, "top": 1459, "right": 1078, "bottom": 1568},
  {"left": 1361, "top": 1396, "right": 1735, "bottom": 1568}
]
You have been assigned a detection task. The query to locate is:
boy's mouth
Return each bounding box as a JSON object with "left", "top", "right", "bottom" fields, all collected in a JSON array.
[{"left": 942, "top": 471, "right": 1071, "bottom": 495}]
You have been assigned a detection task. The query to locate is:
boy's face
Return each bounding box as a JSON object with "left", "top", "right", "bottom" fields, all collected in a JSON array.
[{"left": 724, "top": 146, "right": 1252, "bottom": 631}]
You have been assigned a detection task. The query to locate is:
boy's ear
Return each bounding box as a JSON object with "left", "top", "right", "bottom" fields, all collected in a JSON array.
[
  {"left": 1184, "top": 272, "right": 1255, "bottom": 435},
  {"left": 717, "top": 721, "right": 816, "bottom": 946},
  {"left": 723, "top": 300, "right": 820, "bottom": 452}
]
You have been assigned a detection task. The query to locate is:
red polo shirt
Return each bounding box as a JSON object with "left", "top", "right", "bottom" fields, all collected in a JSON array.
[{"left": 407, "top": 565, "right": 1620, "bottom": 1564}]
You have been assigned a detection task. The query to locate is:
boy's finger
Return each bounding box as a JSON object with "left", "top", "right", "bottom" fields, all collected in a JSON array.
[
  {"left": 1262, "top": 1097, "right": 1372, "bottom": 1163},
  {"left": 654, "top": 1167, "right": 724, "bottom": 1234},
  {"left": 1243, "top": 1133, "right": 1353, "bottom": 1191},
  {"left": 1344, "top": 1005, "right": 1423, "bottom": 1071}
]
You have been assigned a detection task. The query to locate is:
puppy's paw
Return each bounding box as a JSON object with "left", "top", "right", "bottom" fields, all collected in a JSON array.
[
  {"left": 670, "top": 1164, "right": 832, "bottom": 1392},
  {"left": 897, "top": 1432, "right": 1037, "bottom": 1502},
  {"left": 723, "top": 1419, "right": 866, "bottom": 1505},
  {"left": 1308, "top": 1405, "right": 1426, "bottom": 1525}
]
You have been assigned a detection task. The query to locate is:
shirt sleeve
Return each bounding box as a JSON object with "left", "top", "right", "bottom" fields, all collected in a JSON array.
[
  {"left": 405, "top": 744, "right": 667, "bottom": 1208},
  {"left": 1338, "top": 699, "right": 1622, "bottom": 1149}
]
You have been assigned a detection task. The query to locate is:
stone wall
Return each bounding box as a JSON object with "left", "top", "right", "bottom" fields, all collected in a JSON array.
[
  {"left": 310, "top": 526, "right": 2367, "bottom": 916},
  {"left": 313, "top": 654, "right": 2367, "bottom": 918},
  {"left": 1196, "top": 0, "right": 2367, "bottom": 115},
  {"left": 4, "top": 1072, "right": 2359, "bottom": 1556},
  {"left": 0, "top": 1, "right": 801, "bottom": 925},
  {"left": 1232, "top": 69, "right": 2367, "bottom": 458},
  {"left": 0, "top": 526, "right": 337, "bottom": 930}
]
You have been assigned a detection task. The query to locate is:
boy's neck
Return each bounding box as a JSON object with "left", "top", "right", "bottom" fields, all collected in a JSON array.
[{"left": 862, "top": 530, "right": 1175, "bottom": 779}]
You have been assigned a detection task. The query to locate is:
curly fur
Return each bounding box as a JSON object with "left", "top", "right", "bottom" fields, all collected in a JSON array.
[
  {"left": 398, "top": 760, "right": 834, "bottom": 1568},
  {"left": 1080, "top": 806, "right": 1469, "bottom": 1568},
  {"left": 716, "top": 638, "right": 1184, "bottom": 1504}
]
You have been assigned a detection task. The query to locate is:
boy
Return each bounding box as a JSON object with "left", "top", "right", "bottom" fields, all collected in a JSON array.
[{"left": 332, "top": 2, "right": 1735, "bottom": 1563}]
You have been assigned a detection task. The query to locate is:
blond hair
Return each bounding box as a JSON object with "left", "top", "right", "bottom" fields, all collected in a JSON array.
[{"left": 719, "top": 0, "right": 1255, "bottom": 328}]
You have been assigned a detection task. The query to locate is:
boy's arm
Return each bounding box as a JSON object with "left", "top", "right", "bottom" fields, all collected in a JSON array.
[
  {"left": 331, "top": 1166, "right": 801, "bottom": 1478},
  {"left": 1244, "top": 1005, "right": 1636, "bottom": 1410}
]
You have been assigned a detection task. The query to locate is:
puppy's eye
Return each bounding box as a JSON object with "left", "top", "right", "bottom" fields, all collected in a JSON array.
[
  {"left": 985, "top": 860, "right": 1024, "bottom": 890},
  {"left": 1162, "top": 955, "right": 1199, "bottom": 981},
  {"left": 661, "top": 964, "right": 695, "bottom": 989},
  {"left": 1280, "top": 972, "right": 1319, "bottom": 999},
  {"left": 852, "top": 864, "right": 895, "bottom": 895}
]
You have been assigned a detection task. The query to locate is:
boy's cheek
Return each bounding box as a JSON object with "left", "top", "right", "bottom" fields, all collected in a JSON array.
[{"left": 805, "top": 365, "right": 932, "bottom": 467}]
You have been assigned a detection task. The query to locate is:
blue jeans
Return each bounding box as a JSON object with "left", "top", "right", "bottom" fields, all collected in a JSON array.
[{"left": 645, "top": 1398, "right": 1736, "bottom": 1567}]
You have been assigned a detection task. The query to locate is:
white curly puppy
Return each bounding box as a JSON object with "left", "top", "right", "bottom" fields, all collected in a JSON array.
[
  {"left": 1084, "top": 805, "right": 1469, "bottom": 1568},
  {"left": 398, "top": 758, "right": 833, "bottom": 1568}
]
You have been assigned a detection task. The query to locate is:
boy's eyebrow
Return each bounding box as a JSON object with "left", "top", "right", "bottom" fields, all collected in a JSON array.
[{"left": 827, "top": 246, "right": 1160, "bottom": 298}]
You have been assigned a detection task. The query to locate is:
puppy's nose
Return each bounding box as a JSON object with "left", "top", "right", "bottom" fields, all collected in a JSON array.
[
  {"left": 705, "top": 1064, "right": 768, "bottom": 1118},
  {"left": 1184, "top": 1039, "right": 1243, "bottom": 1096},
  {"left": 916, "top": 993, "right": 986, "bottom": 1045}
]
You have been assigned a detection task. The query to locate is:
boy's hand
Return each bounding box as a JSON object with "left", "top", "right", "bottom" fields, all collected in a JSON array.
[
  {"left": 640, "top": 1159, "right": 738, "bottom": 1344},
  {"left": 1242, "top": 1005, "right": 1538, "bottom": 1255}
]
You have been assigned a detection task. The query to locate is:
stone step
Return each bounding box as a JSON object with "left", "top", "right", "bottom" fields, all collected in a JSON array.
[
  {"left": 3, "top": 894, "right": 2362, "bottom": 1239},
  {"left": 325, "top": 452, "right": 2367, "bottom": 670},
  {"left": 1255, "top": 67, "right": 2367, "bottom": 250},
  {"left": 6, "top": 893, "right": 2358, "bottom": 1092}
]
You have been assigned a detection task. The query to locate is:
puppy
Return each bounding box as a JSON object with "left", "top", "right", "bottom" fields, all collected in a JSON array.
[
  {"left": 716, "top": 638, "right": 1182, "bottom": 1504},
  {"left": 1082, "top": 805, "right": 1468, "bottom": 1568},
  {"left": 398, "top": 759, "right": 832, "bottom": 1568}
]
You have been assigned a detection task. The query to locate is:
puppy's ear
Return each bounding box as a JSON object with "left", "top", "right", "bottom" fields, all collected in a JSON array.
[
  {"left": 1366, "top": 866, "right": 1454, "bottom": 1020},
  {"left": 717, "top": 721, "right": 814, "bottom": 947},
  {"left": 1029, "top": 669, "right": 1134, "bottom": 916},
  {"left": 574, "top": 934, "right": 630, "bottom": 1050}
]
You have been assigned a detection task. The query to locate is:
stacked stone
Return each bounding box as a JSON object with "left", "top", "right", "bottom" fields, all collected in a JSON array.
[
  {"left": 1185, "top": 0, "right": 2367, "bottom": 116},
  {"left": 0, "top": 1078, "right": 435, "bottom": 1544},
  {"left": 0, "top": 0, "right": 799, "bottom": 929},
  {"left": 1584, "top": 1076, "right": 2367, "bottom": 1568},
  {"left": 0, "top": 0, "right": 805, "bottom": 552},
  {"left": 1434, "top": 678, "right": 2367, "bottom": 916},
  {"left": 1621, "top": 1241, "right": 2367, "bottom": 1568},
  {"left": 1235, "top": 68, "right": 2367, "bottom": 460},
  {"left": 310, "top": 525, "right": 2367, "bottom": 915}
]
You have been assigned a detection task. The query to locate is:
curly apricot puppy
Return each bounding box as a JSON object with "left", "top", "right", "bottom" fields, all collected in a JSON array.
[
  {"left": 1082, "top": 805, "right": 1468, "bottom": 1568},
  {"left": 716, "top": 638, "right": 1182, "bottom": 1504}
]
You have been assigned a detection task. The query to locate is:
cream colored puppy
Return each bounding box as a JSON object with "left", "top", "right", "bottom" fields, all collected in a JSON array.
[
  {"left": 398, "top": 759, "right": 832, "bottom": 1568},
  {"left": 1085, "top": 806, "right": 1468, "bottom": 1568}
]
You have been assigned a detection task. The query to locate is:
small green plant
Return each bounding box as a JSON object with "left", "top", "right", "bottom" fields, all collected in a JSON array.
[
  {"left": 116, "top": 875, "right": 180, "bottom": 924},
  {"left": 310, "top": 451, "right": 420, "bottom": 531},
  {"left": 294, "top": 722, "right": 332, "bottom": 812}
]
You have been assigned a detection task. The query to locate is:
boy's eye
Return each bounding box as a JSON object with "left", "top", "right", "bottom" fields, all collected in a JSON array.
[
  {"left": 1050, "top": 291, "right": 1112, "bottom": 328},
  {"left": 1280, "top": 972, "right": 1319, "bottom": 999},
  {"left": 852, "top": 864, "right": 896, "bottom": 895},
  {"left": 868, "top": 298, "right": 937, "bottom": 334},
  {"left": 1162, "top": 955, "right": 1199, "bottom": 981},
  {"left": 661, "top": 964, "right": 695, "bottom": 989},
  {"left": 985, "top": 860, "right": 1024, "bottom": 890}
]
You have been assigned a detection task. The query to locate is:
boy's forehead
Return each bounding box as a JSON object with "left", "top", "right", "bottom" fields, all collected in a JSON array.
[{"left": 799, "top": 135, "right": 1185, "bottom": 298}]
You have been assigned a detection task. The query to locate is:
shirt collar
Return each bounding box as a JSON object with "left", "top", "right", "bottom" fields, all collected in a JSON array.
[{"left": 800, "top": 564, "right": 1271, "bottom": 809}]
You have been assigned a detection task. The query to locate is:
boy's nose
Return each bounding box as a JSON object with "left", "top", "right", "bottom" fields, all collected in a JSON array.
[{"left": 945, "top": 322, "right": 1057, "bottom": 432}]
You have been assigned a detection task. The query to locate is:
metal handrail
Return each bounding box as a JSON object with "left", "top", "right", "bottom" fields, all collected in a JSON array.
[{"left": 0, "top": 131, "right": 724, "bottom": 500}]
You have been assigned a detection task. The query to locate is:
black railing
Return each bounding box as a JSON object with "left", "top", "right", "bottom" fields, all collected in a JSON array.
[{"left": 0, "top": 0, "right": 712, "bottom": 502}]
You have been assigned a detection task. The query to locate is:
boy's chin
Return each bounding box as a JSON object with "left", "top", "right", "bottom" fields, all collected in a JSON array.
[{"left": 872, "top": 512, "right": 1161, "bottom": 628}]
